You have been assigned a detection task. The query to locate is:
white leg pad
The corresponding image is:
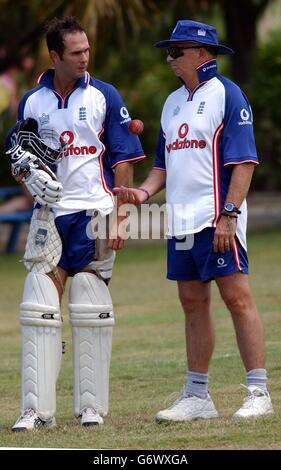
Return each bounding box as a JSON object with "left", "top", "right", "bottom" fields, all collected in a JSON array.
[
  {"left": 69, "top": 272, "right": 114, "bottom": 417},
  {"left": 20, "top": 272, "right": 62, "bottom": 421}
]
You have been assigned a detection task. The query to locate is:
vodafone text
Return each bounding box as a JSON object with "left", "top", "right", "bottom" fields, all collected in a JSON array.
[
  {"left": 166, "top": 122, "right": 206, "bottom": 153},
  {"left": 166, "top": 138, "right": 206, "bottom": 153},
  {"left": 60, "top": 130, "right": 97, "bottom": 156}
]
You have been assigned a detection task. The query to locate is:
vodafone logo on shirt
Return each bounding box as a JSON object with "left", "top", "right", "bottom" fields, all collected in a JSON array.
[
  {"left": 60, "top": 130, "right": 97, "bottom": 157},
  {"left": 166, "top": 123, "right": 206, "bottom": 153},
  {"left": 178, "top": 123, "right": 189, "bottom": 138}
]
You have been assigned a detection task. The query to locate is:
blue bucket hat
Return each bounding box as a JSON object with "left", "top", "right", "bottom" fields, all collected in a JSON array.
[{"left": 154, "top": 20, "right": 234, "bottom": 55}]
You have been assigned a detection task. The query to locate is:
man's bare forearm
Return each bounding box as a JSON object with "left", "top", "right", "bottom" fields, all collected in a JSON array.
[
  {"left": 214, "top": 163, "right": 256, "bottom": 253},
  {"left": 225, "top": 163, "right": 255, "bottom": 208},
  {"left": 114, "top": 162, "right": 134, "bottom": 210},
  {"left": 138, "top": 168, "right": 166, "bottom": 197},
  {"left": 114, "top": 162, "right": 134, "bottom": 190}
]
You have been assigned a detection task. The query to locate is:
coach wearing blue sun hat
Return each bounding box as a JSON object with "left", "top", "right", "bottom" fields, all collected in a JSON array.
[
  {"left": 115, "top": 18, "right": 273, "bottom": 424},
  {"left": 154, "top": 19, "right": 234, "bottom": 55}
]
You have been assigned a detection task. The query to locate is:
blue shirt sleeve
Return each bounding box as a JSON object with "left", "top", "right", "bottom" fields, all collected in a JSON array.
[
  {"left": 18, "top": 96, "right": 25, "bottom": 120},
  {"left": 18, "top": 86, "right": 41, "bottom": 120},
  {"left": 101, "top": 84, "right": 144, "bottom": 167},
  {"left": 219, "top": 77, "right": 258, "bottom": 166},
  {"left": 154, "top": 126, "right": 166, "bottom": 169},
  {"left": 5, "top": 122, "right": 18, "bottom": 150},
  {"left": 5, "top": 95, "right": 27, "bottom": 150}
]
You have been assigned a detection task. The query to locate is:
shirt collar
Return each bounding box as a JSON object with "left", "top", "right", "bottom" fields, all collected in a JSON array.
[
  {"left": 196, "top": 59, "right": 218, "bottom": 83},
  {"left": 37, "top": 69, "right": 90, "bottom": 90}
]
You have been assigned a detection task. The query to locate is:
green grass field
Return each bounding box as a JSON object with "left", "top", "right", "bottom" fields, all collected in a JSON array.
[{"left": 0, "top": 229, "right": 281, "bottom": 449}]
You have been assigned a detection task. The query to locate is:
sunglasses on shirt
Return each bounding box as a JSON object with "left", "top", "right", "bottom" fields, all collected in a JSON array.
[{"left": 166, "top": 46, "right": 202, "bottom": 59}]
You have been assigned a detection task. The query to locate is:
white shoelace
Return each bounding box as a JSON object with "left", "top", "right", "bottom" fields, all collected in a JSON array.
[
  {"left": 82, "top": 407, "right": 99, "bottom": 416},
  {"left": 20, "top": 408, "right": 35, "bottom": 421},
  {"left": 163, "top": 387, "right": 196, "bottom": 409},
  {"left": 239, "top": 383, "right": 267, "bottom": 409}
]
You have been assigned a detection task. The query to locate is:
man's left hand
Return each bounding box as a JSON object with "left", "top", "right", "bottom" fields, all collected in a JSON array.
[
  {"left": 107, "top": 212, "right": 128, "bottom": 251},
  {"left": 213, "top": 215, "right": 237, "bottom": 253}
]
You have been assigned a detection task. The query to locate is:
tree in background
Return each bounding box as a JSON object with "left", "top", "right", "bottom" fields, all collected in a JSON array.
[
  {"left": 139, "top": 0, "right": 274, "bottom": 86},
  {"left": 0, "top": 0, "right": 156, "bottom": 73},
  {"left": 220, "top": 0, "right": 272, "bottom": 85},
  {"left": 249, "top": 30, "right": 281, "bottom": 189},
  {"left": 0, "top": 0, "right": 157, "bottom": 184},
  {"left": 0, "top": 0, "right": 280, "bottom": 187},
  {"left": 0, "top": 0, "right": 276, "bottom": 85}
]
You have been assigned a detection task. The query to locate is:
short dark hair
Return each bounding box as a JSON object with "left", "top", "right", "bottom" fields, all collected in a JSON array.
[{"left": 46, "top": 16, "right": 85, "bottom": 59}]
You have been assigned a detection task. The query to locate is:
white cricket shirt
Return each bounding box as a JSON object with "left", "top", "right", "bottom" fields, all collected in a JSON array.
[
  {"left": 154, "top": 59, "right": 258, "bottom": 250},
  {"left": 18, "top": 69, "right": 145, "bottom": 217}
]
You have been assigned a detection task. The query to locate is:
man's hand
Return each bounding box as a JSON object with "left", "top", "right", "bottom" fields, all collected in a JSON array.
[
  {"left": 23, "top": 168, "right": 62, "bottom": 207},
  {"left": 113, "top": 185, "right": 148, "bottom": 205},
  {"left": 213, "top": 215, "right": 237, "bottom": 253},
  {"left": 110, "top": 185, "right": 150, "bottom": 249},
  {"left": 107, "top": 204, "right": 129, "bottom": 251},
  {"left": 107, "top": 220, "right": 126, "bottom": 251}
]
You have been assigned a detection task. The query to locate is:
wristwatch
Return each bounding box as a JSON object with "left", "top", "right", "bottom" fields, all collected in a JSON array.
[{"left": 223, "top": 202, "right": 241, "bottom": 214}]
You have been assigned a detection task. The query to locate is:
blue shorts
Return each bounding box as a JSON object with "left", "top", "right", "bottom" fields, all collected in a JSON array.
[
  {"left": 55, "top": 211, "right": 95, "bottom": 276},
  {"left": 167, "top": 227, "right": 248, "bottom": 282}
]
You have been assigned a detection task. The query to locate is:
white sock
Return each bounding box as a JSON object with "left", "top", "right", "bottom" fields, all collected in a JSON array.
[
  {"left": 246, "top": 368, "right": 267, "bottom": 392},
  {"left": 185, "top": 370, "right": 209, "bottom": 398}
]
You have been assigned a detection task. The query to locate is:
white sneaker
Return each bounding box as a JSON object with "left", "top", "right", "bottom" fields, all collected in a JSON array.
[
  {"left": 81, "top": 407, "right": 104, "bottom": 426},
  {"left": 155, "top": 392, "right": 219, "bottom": 423},
  {"left": 12, "top": 409, "right": 56, "bottom": 432},
  {"left": 233, "top": 385, "right": 274, "bottom": 419}
]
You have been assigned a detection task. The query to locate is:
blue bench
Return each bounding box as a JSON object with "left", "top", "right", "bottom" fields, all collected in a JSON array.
[{"left": 0, "top": 187, "right": 33, "bottom": 253}]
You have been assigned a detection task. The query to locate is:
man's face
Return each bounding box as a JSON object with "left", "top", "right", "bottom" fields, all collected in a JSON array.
[
  {"left": 166, "top": 42, "right": 202, "bottom": 79},
  {"left": 54, "top": 31, "right": 90, "bottom": 80}
]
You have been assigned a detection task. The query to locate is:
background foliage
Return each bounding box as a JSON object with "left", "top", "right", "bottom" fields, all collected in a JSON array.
[{"left": 1, "top": 0, "right": 281, "bottom": 187}]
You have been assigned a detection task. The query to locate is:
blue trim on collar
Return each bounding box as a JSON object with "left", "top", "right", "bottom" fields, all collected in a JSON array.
[
  {"left": 38, "top": 69, "right": 90, "bottom": 90},
  {"left": 187, "top": 81, "right": 208, "bottom": 101},
  {"left": 78, "top": 71, "right": 90, "bottom": 88},
  {"left": 196, "top": 59, "right": 218, "bottom": 83},
  {"left": 38, "top": 69, "right": 55, "bottom": 89},
  {"left": 64, "top": 89, "right": 77, "bottom": 108},
  {"left": 53, "top": 91, "right": 63, "bottom": 109}
]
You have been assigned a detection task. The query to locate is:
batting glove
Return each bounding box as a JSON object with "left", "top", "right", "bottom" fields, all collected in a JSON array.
[{"left": 23, "top": 168, "right": 63, "bottom": 207}]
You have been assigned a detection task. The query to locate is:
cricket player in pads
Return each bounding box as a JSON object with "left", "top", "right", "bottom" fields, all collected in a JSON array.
[{"left": 5, "top": 16, "right": 145, "bottom": 431}]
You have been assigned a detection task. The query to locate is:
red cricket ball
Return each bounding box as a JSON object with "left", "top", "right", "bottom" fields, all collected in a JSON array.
[{"left": 128, "top": 119, "right": 144, "bottom": 136}]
